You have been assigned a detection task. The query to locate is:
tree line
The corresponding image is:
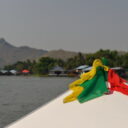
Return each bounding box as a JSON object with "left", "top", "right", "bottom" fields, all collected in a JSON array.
[{"left": 3, "top": 49, "right": 128, "bottom": 75}]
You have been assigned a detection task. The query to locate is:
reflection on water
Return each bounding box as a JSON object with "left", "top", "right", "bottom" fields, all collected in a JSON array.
[{"left": 0, "top": 76, "right": 75, "bottom": 128}]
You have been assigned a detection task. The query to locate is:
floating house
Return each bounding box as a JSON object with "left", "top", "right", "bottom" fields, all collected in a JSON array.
[
  {"left": 22, "top": 69, "right": 30, "bottom": 75},
  {"left": 68, "top": 65, "right": 89, "bottom": 76},
  {"left": 111, "top": 67, "right": 127, "bottom": 78},
  {"left": 49, "top": 66, "right": 66, "bottom": 76},
  {"left": 83, "top": 66, "right": 92, "bottom": 72},
  {"left": 75, "top": 65, "right": 89, "bottom": 73},
  {"left": 9, "top": 70, "right": 18, "bottom": 75},
  {"left": 83, "top": 66, "right": 127, "bottom": 78},
  {"left": 0, "top": 70, "right": 10, "bottom": 75}
]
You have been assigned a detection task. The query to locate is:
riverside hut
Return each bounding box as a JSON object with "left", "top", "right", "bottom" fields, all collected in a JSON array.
[
  {"left": 0, "top": 70, "right": 9, "bottom": 75},
  {"left": 9, "top": 70, "right": 18, "bottom": 75},
  {"left": 67, "top": 65, "right": 89, "bottom": 77},
  {"left": 75, "top": 65, "right": 89, "bottom": 73},
  {"left": 22, "top": 69, "right": 30, "bottom": 75},
  {"left": 111, "top": 67, "right": 127, "bottom": 78},
  {"left": 49, "top": 66, "right": 66, "bottom": 76},
  {"left": 83, "top": 66, "right": 92, "bottom": 72}
]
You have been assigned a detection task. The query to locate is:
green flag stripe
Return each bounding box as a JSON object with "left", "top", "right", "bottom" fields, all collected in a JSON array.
[{"left": 78, "top": 67, "right": 109, "bottom": 103}]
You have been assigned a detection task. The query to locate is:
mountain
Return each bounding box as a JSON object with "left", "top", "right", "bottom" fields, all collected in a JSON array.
[
  {"left": 42, "top": 49, "right": 78, "bottom": 61},
  {"left": 0, "top": 38, "right": 79, "bottom": 67},
  {"left": 0, "top": 38, "right": 47, "bottom": 67}
]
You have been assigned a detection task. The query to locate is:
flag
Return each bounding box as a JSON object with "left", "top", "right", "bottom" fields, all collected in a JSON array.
[
  {"left": 63, "top": 59, "right": 109, "bottom": 103},
  {"left": 63, "top": 58, "right": 128, "bottom": 104},
  {"left": 108, "top": 69, "right": 128, "bottom": 95},
  {"left": 78, "top": 67, "right": 109, "bottom": 103}
]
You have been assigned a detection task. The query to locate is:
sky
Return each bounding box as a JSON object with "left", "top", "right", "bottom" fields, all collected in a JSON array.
[{"left": 0, "top": 0, "right": 128, "bottom": 53}]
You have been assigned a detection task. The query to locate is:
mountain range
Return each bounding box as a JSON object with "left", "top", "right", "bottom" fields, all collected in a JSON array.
[
  {"left": 42, "top": 49, "right": 77, "bottom": 61},
  {"left": 0, "top": 38, "right": 78, "bottom": 67}
]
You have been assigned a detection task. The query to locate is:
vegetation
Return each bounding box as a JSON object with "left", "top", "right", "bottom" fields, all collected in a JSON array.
[{"left": 3, "top": 49, "right": 128, "bottom": 75}]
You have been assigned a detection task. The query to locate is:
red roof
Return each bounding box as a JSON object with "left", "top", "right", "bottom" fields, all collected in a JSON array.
[{"left": 22, "top": 69, "right": 30, "bottom": 73}]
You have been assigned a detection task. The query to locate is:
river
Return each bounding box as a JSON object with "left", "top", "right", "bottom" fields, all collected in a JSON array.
[{"left": 0, "top": 76, "right": 76, "bottom": 128}]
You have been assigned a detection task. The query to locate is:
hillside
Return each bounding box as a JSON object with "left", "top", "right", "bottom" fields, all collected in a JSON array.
[
  {"left": 42, "top": 49, "right": 78, "bottom": 61},
  {"left": 0, "top": 38, "right": 78, "bottom": 67},
  {"left": 0, "top": 38, "right": 47, "bottom": 67}
]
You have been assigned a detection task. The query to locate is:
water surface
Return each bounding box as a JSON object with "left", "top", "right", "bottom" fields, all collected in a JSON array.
[{"left": 0, "top": 76, "right": 75, "bottom": 128}]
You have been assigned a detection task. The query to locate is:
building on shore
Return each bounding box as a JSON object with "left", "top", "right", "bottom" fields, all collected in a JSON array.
[
  {"left": 9, "top": 70, "right": 18, "bottom": 75},
  {"left": 21, "top": 69, "right": 30, "bottom": 75},
  {"left": 67, "top": 65, "right": 89, "bottom": 77},
  {"left": 83, "top": 66, "right": 92, "bottom": 72},
  {"left": 75, "top": 65, "right": 89, "bottom": 73},
  {"left": 111, "top": 67, "right": 127, "bottom": 78},
  {"left": 49, "top": 66, "right": 67, "bottom": 76}
]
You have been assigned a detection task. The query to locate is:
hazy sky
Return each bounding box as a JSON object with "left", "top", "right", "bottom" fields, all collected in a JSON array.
[{"left": 0, "top": 0, "right": 128, "bottom": 52}]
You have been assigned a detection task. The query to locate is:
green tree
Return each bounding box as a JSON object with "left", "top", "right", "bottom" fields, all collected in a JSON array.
[
  {"left": 65, "top": 52, "right": 86, "bottom": 69},
  {"left": 36, "top": 57, "right": 56, "bottom": 74}
]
